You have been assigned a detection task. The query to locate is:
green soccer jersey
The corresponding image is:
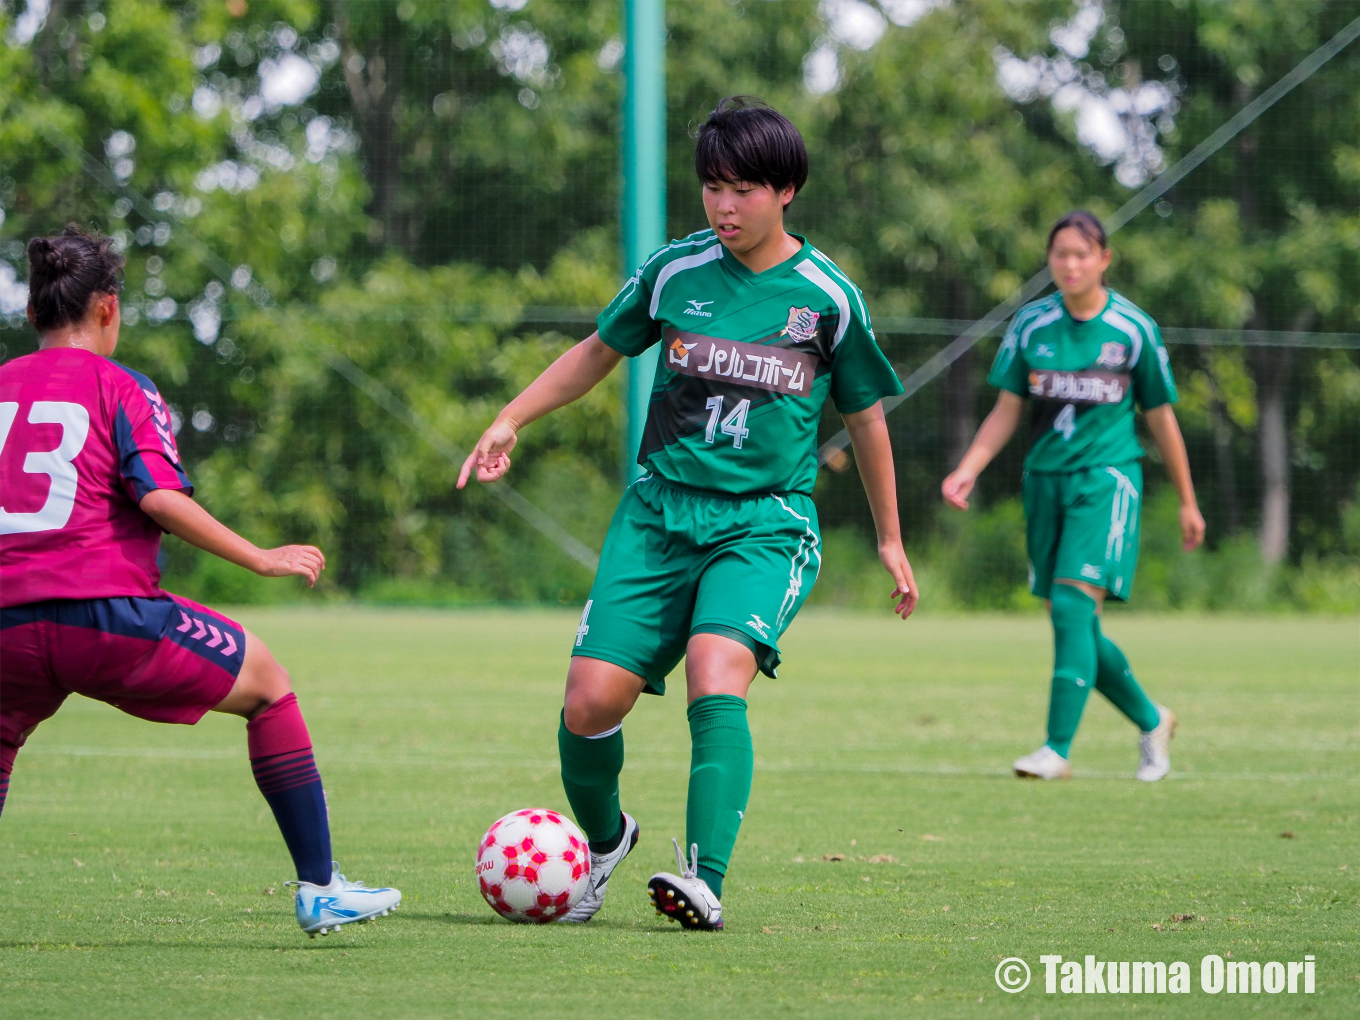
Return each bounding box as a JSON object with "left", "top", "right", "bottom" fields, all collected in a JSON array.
[
  {"left": 987, "top": 290, "right": 1178, "bottom": 473},
  {"left": 597, "top": 229, "right": 902, "bottom": 495}
]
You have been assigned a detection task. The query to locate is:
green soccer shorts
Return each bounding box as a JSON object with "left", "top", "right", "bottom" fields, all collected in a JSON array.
[
  {"left": 1023, "top": 462, "right": 1143, "bottom": 602},
  {"left": 571, "top": 476, "right": 822, "bottom": 695}
]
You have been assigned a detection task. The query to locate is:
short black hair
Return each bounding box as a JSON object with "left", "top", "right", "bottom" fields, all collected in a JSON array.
[
  {"left": 1048, "top": 210, "right": 1108, "bottom": 252},
  {"left": 694, "top": 96, "right": 808, "bottom": 203},
  {"left": 26, "top": 224, "right": 124, "bottom": 331}
]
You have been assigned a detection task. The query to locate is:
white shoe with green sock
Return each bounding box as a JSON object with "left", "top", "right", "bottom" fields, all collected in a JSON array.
[
  {"left": 1032, "top": 585, "right": 1168, "bottom": 779},
  {"left": 645, "top": 693, "right": 752, "bottom": 929},
  {"left": 1013, "top": 744, "right": 1072, "bottom": 779},
  {"left": 1136, "top": 705, "right": 1176, "bottom": 781},
  {"left": 649, "top": 839, "right": 724, "bottom": 930},
  {"left": 558, "top": 716, "right": 637, "bottom": 922}
]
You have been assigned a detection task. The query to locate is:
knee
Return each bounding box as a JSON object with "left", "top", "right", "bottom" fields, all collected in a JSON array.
[
  {"left": 562, "top": 658, "right": 644, "bottom": 735},
  {"left": 562, "top": 690, "right": 614, "bottom": 737},
  {"left": 684, "top": 634, "right": 757, "bottom": 701},
  {"left": 1050, "top": 583, "right": 1098, "bottom": 628},
  {"left": 257, "top": 661, "right": 293, "bottom": 705},
  {"left": 239, "top": 636, "right": 293, "bottom": 717}
]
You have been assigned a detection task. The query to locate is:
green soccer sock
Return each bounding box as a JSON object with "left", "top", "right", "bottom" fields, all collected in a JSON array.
[
  {"left": 1094, "top": 622, "right": 1161, "bottom": 733},
  {"left": 558, "top": 713, "right": 624, "bottom": 853},
  {"left": 1045, "top": 585, "right": 1099, "bottom": 758},
  {"left": 685, "top": 694, "right": 754, "bottom": 900}
]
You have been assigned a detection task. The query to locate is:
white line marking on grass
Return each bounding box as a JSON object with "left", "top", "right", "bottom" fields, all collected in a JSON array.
[{"left": 21, "top": 745, "right": 1360, "bottom": 783}]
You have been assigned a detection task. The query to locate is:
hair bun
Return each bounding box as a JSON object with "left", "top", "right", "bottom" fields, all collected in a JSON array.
[
  {"left": 29, "top": 237, "right": 67, "bottom": 274},
  {"left": 26, "top": 225, "right": 125, "bottom": 331}
]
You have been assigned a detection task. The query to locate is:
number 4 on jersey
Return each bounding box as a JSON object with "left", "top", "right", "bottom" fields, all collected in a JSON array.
[
  {"left": 703, "top": 396, "right": 751, "bottom": 449},
  {"left": 1053, "top": 403, "right": 1077, "bottom": 442}
]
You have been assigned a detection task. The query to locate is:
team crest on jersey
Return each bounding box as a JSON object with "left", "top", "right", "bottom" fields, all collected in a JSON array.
[
  {"left": 1097, "top": 341, "right": 1128, "bottom": 368},
  {"left": 781, "top": 306, "right": 820, "bottom": 344},
  {"left": 668, "top": 334, "right": 698, "bottom": 368}
]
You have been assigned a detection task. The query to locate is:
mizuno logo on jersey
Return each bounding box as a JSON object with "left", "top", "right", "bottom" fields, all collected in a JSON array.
[
  {"left": 662, "top": 328, "right": 817, "bottom": 396},
  {"left": 684, "top": 300, "right": 714, "bottom": 318},
  {"left": 781, "top": 305, "right": 820, "bottom": 343}
]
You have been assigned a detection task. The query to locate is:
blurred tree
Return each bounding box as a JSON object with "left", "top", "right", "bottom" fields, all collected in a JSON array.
[
  {"left": 0, "top": 0, "right": 623, "bottom": 596},
  {"left": 794, "top": 0, "right": 1082, "bottom": 516},
  {"left": 2, "top": 0, "right": 1356, "bottom": 603},
  {"left": 322, "top": 0, "right": 619, "bottom": 266},
  {"left": 1113, "top": 0, "right": 1360, "bottom": 565}
]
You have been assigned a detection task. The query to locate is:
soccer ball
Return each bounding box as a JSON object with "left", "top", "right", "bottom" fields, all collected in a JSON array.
[{"left": 476, "top": 808, "right": 590, "bottom": 923}]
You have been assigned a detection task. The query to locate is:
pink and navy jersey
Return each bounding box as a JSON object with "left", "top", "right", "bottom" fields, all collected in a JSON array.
[{"left": 0, "top": 347, "right": 191, "bottom": 607}]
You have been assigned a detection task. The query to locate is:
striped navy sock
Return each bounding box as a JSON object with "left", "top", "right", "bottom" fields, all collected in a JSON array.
[
  {"left": 0, "top": 744, "right": 14, "bottom": 818},
  {"left": 247, "top": 694, "right": 332, "bottom": 886}
]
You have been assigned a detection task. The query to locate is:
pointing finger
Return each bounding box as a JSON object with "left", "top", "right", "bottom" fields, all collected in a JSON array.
[{"left": 457, "top": 451, "right": 480, "bottom": 489}]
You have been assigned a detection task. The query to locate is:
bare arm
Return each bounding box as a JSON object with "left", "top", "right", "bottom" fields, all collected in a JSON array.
[
  {"left": 940, "top": 390, "right": 1025, "bottom": 510},
  {"left": 457, "top": 332, "right": 624, "bottom": 487},
  {"left": 140, "top": 488, "right": 325, "bottom": 585},
  {"left": 1143, "top": 403, "right": 1206, "bottom": 550},
  {"left": 843, "top": 401, "right": 918, "bottom": 619}
]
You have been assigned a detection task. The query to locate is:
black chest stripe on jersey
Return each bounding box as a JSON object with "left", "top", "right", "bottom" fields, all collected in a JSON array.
[
  {"left": 1027, "top": 369, "right": 1130, "bottom": 406},
  {"left": 663, "top": 328, "right": 821, "bottom": 398}
]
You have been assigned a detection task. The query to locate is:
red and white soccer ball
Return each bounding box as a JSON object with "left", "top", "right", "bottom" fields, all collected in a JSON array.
[{"left": 476, "top": 808, "right": 590, "bottom": 923}]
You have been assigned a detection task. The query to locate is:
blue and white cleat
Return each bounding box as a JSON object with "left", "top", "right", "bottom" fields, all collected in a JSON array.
[{"left": 290, "top": 864, "right": 402, "bottom": 937}]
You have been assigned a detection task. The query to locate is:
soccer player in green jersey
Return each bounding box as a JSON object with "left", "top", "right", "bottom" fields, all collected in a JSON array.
[
  {"left": 942, "top": 211, "right": 1206, "bottom": 782},
  {"left": 458, "top": 97, "right": 916, "bottom": 929}
]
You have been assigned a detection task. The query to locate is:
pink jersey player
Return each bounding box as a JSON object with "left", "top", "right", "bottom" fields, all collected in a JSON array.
[
  {"left": 1, "top": 346, "right": 192, "bottom": 606},
  {"left": 0, "top": 224, "right": 399, "bottom": 936}
]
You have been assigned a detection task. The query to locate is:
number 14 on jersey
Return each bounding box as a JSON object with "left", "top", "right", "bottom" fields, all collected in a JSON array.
[{"left": 704, "top": 396, "right": 751, "bottom": 449}]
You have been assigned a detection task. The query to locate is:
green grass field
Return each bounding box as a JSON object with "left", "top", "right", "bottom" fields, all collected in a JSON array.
[{"left": 2, "top": 609, "right": 1356, "bottom": 1018}]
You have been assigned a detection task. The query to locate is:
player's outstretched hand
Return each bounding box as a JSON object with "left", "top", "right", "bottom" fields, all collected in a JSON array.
[
  {"left": 256, "top": 545, "right": 326, "bottom": 587},
  {"left": 457, "top": 419, "right": 518, "bottom": 488},
  {"left": 1180, "top": 502, "right": 1206, "bottom": 551},
  {"left": 940, "top": 468, "right": 975, "bottom": 510},
  {"left": 880, "top": 540, "right": 919, "bottom": 619}
]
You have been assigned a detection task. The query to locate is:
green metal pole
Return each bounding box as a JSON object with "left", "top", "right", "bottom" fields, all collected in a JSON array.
[{"left": 621, "top": 0, "right": 666, "bottom": 484}]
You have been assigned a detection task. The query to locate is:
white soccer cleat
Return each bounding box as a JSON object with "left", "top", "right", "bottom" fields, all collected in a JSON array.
[
  {"left": 1136, "top": 705, "right": 1177, "bottom": 782},
  {"left": 560, "top": 812, "right": 640, "bottom": 923},
  {"left": 1013, "top": 745, "right": 1073, "bottom": 780},
  {"left": 291, "top": 864, "right": 402, "bottom": 937},
  {"left": 647, "top": 838, "right": 723, "bottom": 931}
]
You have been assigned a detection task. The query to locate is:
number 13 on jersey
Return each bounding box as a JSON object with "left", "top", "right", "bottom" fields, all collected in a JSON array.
[{"left": 0, "top": 400, "right": 91, "bottom": 535}]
